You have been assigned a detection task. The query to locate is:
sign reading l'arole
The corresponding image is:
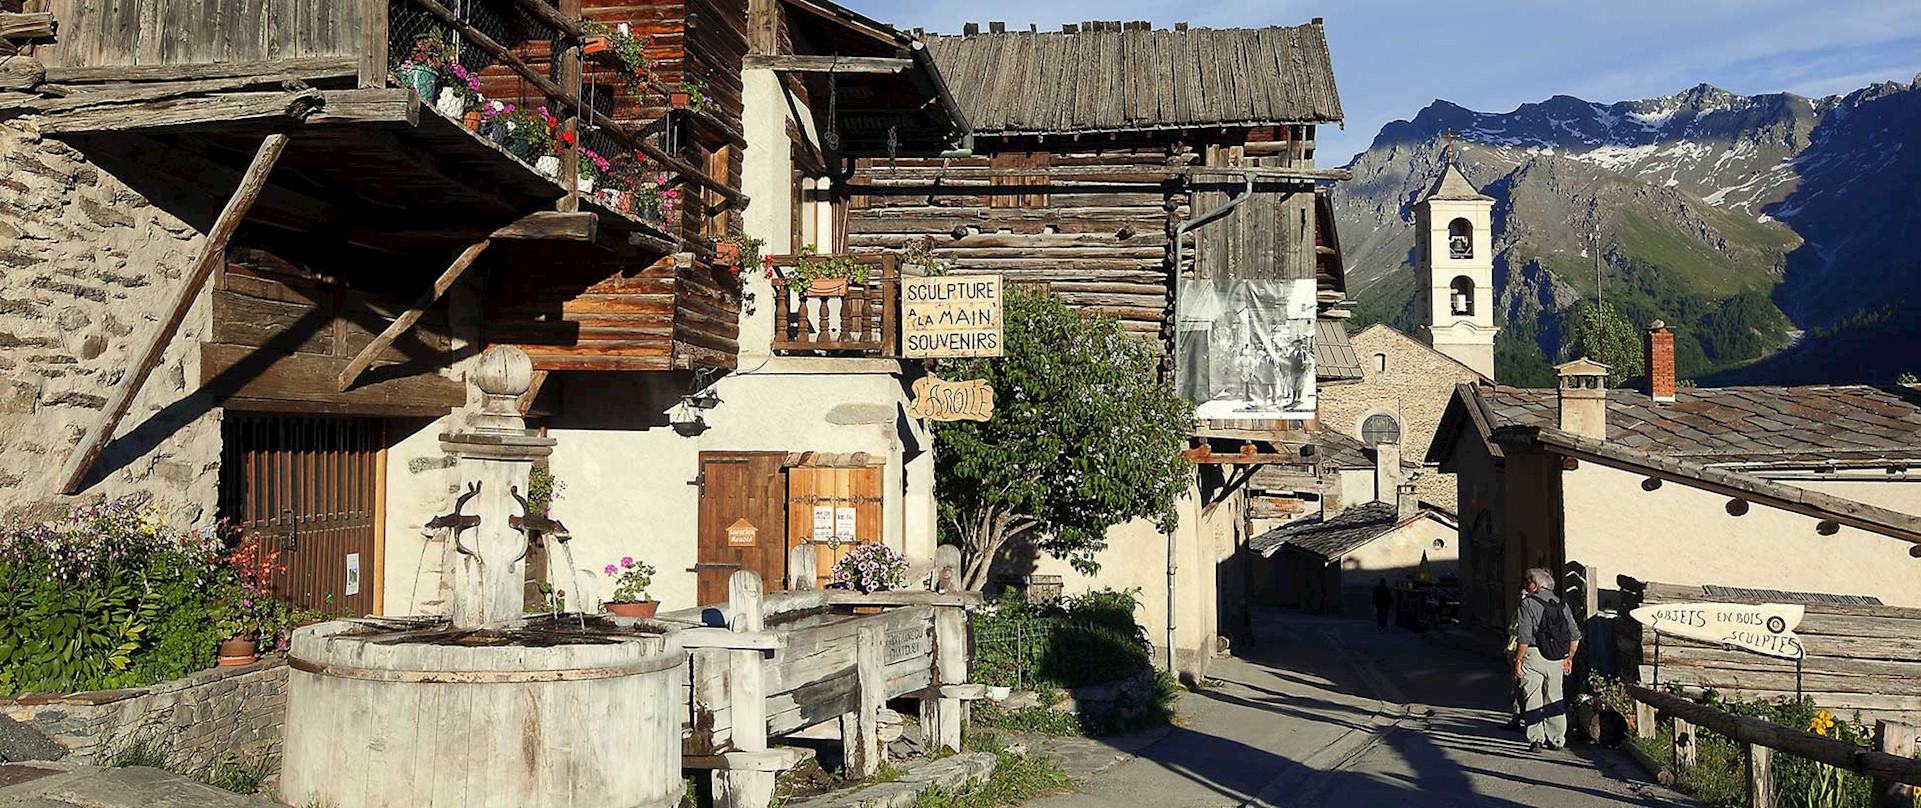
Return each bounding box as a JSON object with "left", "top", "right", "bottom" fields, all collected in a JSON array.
[
  {"left": 1629, "top": 601, "right": 1807, "bottom": 660},
  {"left": 901, "top": 275, "right": 1004, "bottom": 358}
]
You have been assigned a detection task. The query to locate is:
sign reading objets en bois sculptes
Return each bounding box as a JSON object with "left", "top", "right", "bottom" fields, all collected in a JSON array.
[
  {"left": 902, "top": 275, "right": 1003, "bottom": 358},
  {"left": 1629, "top": 602, "right": 1807, "bottom": 660}
]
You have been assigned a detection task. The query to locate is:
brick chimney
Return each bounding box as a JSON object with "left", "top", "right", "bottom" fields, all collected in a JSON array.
[
  {"left": 1373, "top": 442, "right": 1402, "bottom": 504},
  {"left": 1555, "top": 358, "right": 1611, "bottom": 440},
  {"left": 1645, "top": 320, "right": 1676, "bottom": 402},
  {"left": 1397, "top": 481, "right": 1419, "bottom": 522}
]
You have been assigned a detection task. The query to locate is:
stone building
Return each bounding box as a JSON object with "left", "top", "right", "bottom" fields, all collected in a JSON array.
[
  {"left": 1428, "top": 324, "right": 1921, "bottom": 624},
  {"left": 1315, "top": 324, "right": 1485, "bottom": 511}
]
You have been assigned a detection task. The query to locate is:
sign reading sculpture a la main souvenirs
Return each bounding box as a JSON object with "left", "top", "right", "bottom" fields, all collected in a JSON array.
[
  {"left": 908, "top": 376, "right": 995, "bottom": 421},
  {"left": 902, "top": 275, "right": 1004, "bottom": 358},
  {"left": 1629, "top": 602, "right": 1807, "bottom": 660}
]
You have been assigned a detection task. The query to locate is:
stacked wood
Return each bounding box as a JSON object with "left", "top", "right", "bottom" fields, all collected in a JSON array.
[{"left": 1630, "top": 581, "right": 1921, "bottom": 725}]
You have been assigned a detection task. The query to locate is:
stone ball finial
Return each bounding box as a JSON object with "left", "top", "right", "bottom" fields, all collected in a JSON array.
[{"left": 472, "top": 345, "right": 534, "bottom": 397}]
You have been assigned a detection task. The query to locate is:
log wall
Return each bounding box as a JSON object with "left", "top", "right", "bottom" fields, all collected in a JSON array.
[
  {"left": 37, "top": 0, "right": 364, "bottom": 70},
  {"left": 1627, "top": 582, "right": 1921, "bottom": 726}
]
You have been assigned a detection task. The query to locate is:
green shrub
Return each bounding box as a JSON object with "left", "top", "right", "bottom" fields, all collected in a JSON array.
[
  {"left": 0, "top": 500, "right": 276, "bottom": 694},
  {"left": 971, "top": 589, "right": 1151, "bottom": 691}
]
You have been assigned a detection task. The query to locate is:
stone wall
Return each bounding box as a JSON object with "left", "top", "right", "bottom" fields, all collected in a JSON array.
[
  {"left": 0, "top": 119, "right": 221, "bottom": 527},
  {"left": 1317, "top": 324, "right": 1485, "bottom": 512},
  {"left": 0, "top": 660, "right": 287, "bottom": 764}
]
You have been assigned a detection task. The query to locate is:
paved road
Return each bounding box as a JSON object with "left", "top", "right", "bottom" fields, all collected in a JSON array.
[{"left": 1025, "top": 609, "right": 1692, "bottom": 808}]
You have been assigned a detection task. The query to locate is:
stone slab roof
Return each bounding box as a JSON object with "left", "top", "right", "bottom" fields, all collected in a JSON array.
[
  {"left": 1252, "top": 501, "right": 1454, "bottom": 559},
  {"left": 922, "top": 22, "right": 1343, "bottom": 135},
  {"left": 1315, "top": 319, "right": 1364, "bottom": 382},
  {"left": 1449, "top": 383, "right": 1921, "bottom": 464}
]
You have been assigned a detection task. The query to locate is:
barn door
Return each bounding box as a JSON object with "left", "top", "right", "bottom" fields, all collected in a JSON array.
[
  {"left": 785, "top": 465, "right": 884, "bottom": 589},
  {"left": 695, "top": 452, "right": 789, "bottom": 605},
  {"left": 219, "top": 415, "right": 385, "bottom": 615}
]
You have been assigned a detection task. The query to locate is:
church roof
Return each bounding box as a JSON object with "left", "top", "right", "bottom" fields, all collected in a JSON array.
[
  {"left": 1251, "top": 501, "right": 1455, "bottom": 559},
  {"left": 1419, "top": 164, "right": 1493, "bottom": 203}
]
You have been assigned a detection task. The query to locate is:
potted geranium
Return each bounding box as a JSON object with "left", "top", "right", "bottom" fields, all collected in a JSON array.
[
  {"left": 789, "top": 244, "right": 870, "bottom": 297},
  {"left": 215, "top": 535, "right": 285, "bottom": 666},
  {"left": 394, "top": 29, "right": 455, "bottom": 101},
  {"left": 602, "top": 556, "right": 659, "bottom": 618},
  {"left": 672, "top": 76, "right": 712, "bottom": 114},
  {"left": 831, "top": 543, "right": 906, "bottom": 607},
  {"left": 581, "top": 21, "right": 652, "bottom": 92},
  {"left": 716, "top": 233, "right": 764, "bottom": 273}
]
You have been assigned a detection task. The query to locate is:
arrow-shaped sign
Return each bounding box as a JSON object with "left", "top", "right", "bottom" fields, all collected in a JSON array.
[{"left": 1629, "top": 601, "right": 1807, "bottom": 660}]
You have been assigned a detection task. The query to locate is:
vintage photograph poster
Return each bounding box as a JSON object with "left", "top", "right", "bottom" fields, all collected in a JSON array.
[{"left": 1175, "top": 279, "right": 1317, "bottom": 419}]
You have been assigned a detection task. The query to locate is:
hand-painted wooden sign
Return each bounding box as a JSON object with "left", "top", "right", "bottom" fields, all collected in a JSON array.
[
  {"left": 726, "top": 518, "right": 759, "bottom": 547},
  {"left": 1629, "top": 602, "right": 1806, "bottom": 660},
  {"left": 908, "top": 376, "right": 995, "bottom": 421},
  {"left": 902, "top": 275, "right": 1004, "bottom": 358}
]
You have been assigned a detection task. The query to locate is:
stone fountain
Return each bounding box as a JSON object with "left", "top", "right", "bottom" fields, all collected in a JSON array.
[{"left": 279, "top": 346, "right": 684, "bottom": 808}]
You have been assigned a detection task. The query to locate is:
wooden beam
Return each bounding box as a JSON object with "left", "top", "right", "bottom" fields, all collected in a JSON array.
[
  {"left": 742, "top": 54, "right": 912, "bottom": 74},
  {"left": 747, "top": 0, "right": 778, "bottom": 54},
  {"left": 1627, "top": 685, "right": 1921, "bottom": 788},
  {"left": 43, "top": 56, "right": 358, "bottom": 85},
  {"left": 406, "top": 0, "right": 747, "bottom": 209},
  {"left": 5, "top": 75, "right": 314, "bottom": 114},
  {"left": 356, "top": 0, "right": 388, "bottom": 89},
  {"left": 336, "top": 239, "right": 491, "bottom": 392},
  {"left": 59, "top": 133, "right": 291, "bottom": 494},
  {"left": 35, "top": 89, "right": 324, "bottom": 134},
  {"left": 490, "top": 211, "right": 598, "bottom": 241},
  {"left": 0, "top": 11, "right": 53, "bottom": 39},
  {"left": 310, "top": 88, "right": 420, "bottom": 127}
]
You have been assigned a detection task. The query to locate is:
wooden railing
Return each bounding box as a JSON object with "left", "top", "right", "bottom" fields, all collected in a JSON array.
[
  {"left": 769, "top": 253, "right": 899, "bottom": 357},
  {"left": 1626, "top": 684, "right": 1920, "bottom": 808}
]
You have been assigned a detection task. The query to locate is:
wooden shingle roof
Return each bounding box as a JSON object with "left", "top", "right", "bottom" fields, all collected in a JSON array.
[{"left": 921, "top": 22, "right": 1343, "bottom": 135}]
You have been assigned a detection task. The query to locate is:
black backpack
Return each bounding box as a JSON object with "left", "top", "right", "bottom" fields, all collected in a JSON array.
[{"left": 1532, "top": 594, "right": 1574, "bottom": 661}]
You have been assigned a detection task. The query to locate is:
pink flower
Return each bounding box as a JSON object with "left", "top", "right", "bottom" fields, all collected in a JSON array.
[
  {"left": 620, "top": 556, "right": 634, "bottom": 568},
  {"left": 604, "top": 564, "right": 617, "bottom": 575}
]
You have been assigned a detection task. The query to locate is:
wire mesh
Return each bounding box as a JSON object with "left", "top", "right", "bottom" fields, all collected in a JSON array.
[{"left": 972, "top": 619, "right": 1134, "bottom": 691}]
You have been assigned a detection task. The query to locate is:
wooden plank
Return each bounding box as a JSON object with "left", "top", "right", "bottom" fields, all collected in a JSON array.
[
  {"left": 58, "top": 132, "right": 289, "bottom": 494},
  {"left": 335, "top": 239, "right": 490, "bottom": 391},
  {"left": 1874, "top": 721, "right": 1917, "bottom": 808},
  {"left": 1748, "top": 744, "right": 1774, "bottom": 808},
  {"left": 0, "top": 10, "right": 53, "bottom": 39},
  {"left": 1628, "top": 685, "right": 1921, "bottom": 787},
  {"left": 309, "top": 88, "right": 420, "bottom": 126},
  {"left": 741, "top": 54, "right": 909, "bottom": 74},
  {"left": 35, "top": 88, "right": 323, "bottom": 133},
  {"left": 491, "top": 211, "right": 599, "bottom": 242},
  {"left": 42, "top": 54, "right": 358, "bottom": 83},
  {"left": 1673, "top": 717, "right": 1697, "bottom": 773},
  {"left": 202, "top": 344, "right": 463, "bottom": 416},
  {"left": 841, "top": 625, "right": 884, "bottom": 779}
]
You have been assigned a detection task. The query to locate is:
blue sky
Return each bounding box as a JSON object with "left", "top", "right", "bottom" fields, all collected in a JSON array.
[{"left": 841, "top": 0, "right": 1921, "bottom": 163}]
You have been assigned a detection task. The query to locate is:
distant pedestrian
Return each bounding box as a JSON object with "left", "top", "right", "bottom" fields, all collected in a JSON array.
[
  {"left": 1514, "top": 568, "right": 1581, "bottom": 752},
  {"left": 1372, "top": 579, "right": 1393, "bottom": 632}
]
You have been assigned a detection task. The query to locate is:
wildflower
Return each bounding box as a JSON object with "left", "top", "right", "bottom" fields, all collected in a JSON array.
[{"left": 1809, "top": 709, "right": 1835, "bottom": 736}]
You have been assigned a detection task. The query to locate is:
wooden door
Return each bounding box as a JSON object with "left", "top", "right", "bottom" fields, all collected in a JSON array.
[
  {"left": 785, "top": 465, "right": 884, "bottom": 589},
  {"left": 219, "top": 414, "right": 385, "bottom": 615},
  {"left": 695, "top": 452, "right": 789, "bottom": 606}
]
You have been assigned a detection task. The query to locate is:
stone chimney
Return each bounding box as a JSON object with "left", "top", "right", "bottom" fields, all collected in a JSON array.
[
  {"left": 1373, "top": 442, "right": 1402, "bottom": 503},
  {"left": 1645, "top": 320, "right": 1676, "bottom": 402},
  {"left": 1555, "top": 357, "right": 1611, "bottom": 441},
  {"left": 1396, "top": 481, "right": 1419, "bottom": 522}
]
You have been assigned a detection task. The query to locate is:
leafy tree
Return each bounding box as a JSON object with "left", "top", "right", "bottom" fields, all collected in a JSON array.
[
  {"left": 934, "top": 291, "right": 1192, "bottom": 591},
  {"left": 1560, "top": 300, "right": 1644, "bottom": 386}
]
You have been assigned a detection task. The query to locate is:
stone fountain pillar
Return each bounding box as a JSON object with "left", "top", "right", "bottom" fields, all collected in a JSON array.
[{"left": 441, "top": 345, "right": 554, "bottom": 628}]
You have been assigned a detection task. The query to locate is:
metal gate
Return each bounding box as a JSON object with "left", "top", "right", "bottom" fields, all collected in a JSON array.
[{"left": 219, "top": 415, "right": 385, "bottom": 615}]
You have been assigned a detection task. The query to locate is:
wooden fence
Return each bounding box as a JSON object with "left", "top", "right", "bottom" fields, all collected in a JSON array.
[
  {"left": 1622, "top": 580, "right": 1921, "bottom": 727},
  {"left": 1626, "top": 684, "right": 1918, "bottom": 808}
]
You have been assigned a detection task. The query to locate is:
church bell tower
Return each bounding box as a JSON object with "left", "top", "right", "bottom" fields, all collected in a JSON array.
[{"left": 1414, "top": 158, "right": 1499, "bottom": 379}]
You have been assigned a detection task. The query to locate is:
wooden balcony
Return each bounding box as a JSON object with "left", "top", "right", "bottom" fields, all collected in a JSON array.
[{"left": 769, "top": 254, "right": 900, "bottom": 357}]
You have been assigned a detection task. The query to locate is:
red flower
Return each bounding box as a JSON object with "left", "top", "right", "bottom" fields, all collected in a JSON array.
[{"left": 559, "top": 130, "right": 576, "bottom": 145}]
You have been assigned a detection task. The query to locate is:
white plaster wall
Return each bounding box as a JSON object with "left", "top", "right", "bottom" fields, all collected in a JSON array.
[
  {"left": 1562, "top": 463, "right": 1921, "bottom": 607},
  {"left": 1340, "top": 517, "right": 1458, "bottom": 581}
]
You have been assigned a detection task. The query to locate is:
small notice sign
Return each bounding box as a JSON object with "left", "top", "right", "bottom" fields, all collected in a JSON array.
[
  {"left": 835, "top": 507, "right": 857, "bottom": 542},
  {"left": 1629, "top": 602, "right": 1807, "bottom": 660},
  {"left": 908, "top": 376, "right": 995, "bottom": 421},
  {"left": 902, "top": 275, "right": 1004, "bottom": 358},
  {"left": 812, "top": 506, "right": 834, "bottom": 541},
  {"left": 726, "top": 517, "right": 759, "bottom": 547},
  {"left": 344, "top": 553, "right": 361, "bottom": 597}
]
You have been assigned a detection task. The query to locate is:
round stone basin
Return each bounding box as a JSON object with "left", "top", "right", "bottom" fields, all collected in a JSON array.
[{"left": 280, "top": 616, "right": 683, "bottom": 808}]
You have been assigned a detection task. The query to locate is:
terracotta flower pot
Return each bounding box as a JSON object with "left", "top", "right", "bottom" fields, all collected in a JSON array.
[
  {"left": 806, "top": 278, "right": 850, "bottom": 297},
  {"left": 463, "top": 108, "right": 483, "bottom": 131},
  {"left": 217, "top": 636, "right": 259, "bottom": 667},
  {"left": 716, "top": 241, "right": 741, "bottom": 266},
  {"left": 582, "top": 35, "right": 612, "bottom": 57},
  {"left": 670, "top": 91, "right": 691, "bottom": 109},
  {"left": 605, "top": 601, "right": 659, "bottom": 618}
]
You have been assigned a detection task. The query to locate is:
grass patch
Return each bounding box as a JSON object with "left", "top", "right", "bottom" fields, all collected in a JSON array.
[
  {"left": 913, "top": 733, "right": 1073, "bottom": 808},
  {"left": 972, "top": 705, "right": 1084, "bottom": 737},
  {"left": 105, "top": 734, "right": 273, "bottom": 795}
]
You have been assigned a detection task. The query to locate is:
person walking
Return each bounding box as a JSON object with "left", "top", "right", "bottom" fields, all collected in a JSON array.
[
  {"left": 1514, "top": 568, "right": 1581, "bottom": 752},
  {"left": 1372, "top": 579, "right": 1393, "bottom": 632}
]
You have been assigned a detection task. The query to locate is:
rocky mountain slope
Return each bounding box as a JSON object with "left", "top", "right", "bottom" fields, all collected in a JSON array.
[{"left": 1337, "top": 78, "right": 1921, "bottom": 386}]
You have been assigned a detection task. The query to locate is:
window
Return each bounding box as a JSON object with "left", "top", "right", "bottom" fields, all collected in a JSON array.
[
  {"left": 1361, "top": 413, "right": 1401, "bottom": 446},
  {"left": 1449, "top": 276, "right": 1475, "bottom": 316},
  {"left": 1433, "top": 538, "right": 1446, "bottom": 550},
  {"left": 1448, "top": 218, "right": 1474, "bottom": 259},
  {"left": 1374, "top": 353, "right": 1388, "bottom": 373}
]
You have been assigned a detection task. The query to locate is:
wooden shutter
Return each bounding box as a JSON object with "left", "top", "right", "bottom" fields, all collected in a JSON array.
[{"left": 785, "top": 464, "right": 885, "bottom": 588}]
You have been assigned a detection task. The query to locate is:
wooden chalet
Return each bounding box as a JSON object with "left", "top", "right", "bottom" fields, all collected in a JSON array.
[{"left": 1, "top": 0, "right": 769, "bottom": 610}]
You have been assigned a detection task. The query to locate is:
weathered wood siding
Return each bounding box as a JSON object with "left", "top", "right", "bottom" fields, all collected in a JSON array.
[
  {"left": 848, "top": 140, "right": 1187, "bottom": 344},
  {"left": 38, "top": 0, "right": 364, "bottom": 69},
  {"left": 1626, "top": 582, "right": 1921, "bottom": 726}
]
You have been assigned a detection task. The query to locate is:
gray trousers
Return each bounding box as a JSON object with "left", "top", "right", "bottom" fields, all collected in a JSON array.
[{"left": 1519, "top": 648, "right": 1567, "bottom": 746}]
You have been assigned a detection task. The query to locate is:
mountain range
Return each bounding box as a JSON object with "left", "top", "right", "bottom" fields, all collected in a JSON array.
[{"left": 1336, "top": 77, "right": 1921, "bottom": 386}]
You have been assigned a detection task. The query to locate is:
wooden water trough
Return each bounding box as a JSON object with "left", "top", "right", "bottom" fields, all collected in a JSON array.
[{"left": 654, "top": 545, "right": 982, "bottom": 808}]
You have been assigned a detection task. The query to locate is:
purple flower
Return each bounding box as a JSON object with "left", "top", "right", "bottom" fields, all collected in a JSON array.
[
  {"left": 621, "top": 556, "right": 634, "bottom": 568},
  {"left": 605, "top": 564, "right": 618, "bottom": 575}
]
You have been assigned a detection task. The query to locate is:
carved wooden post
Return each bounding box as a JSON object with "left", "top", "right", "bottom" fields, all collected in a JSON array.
[
  {"left": 1872, "top": 720, "right": 1916, "bottom": 808},
  {"left": 934, "top": 545, "right": 962, "bottom": 594},
  {"left": 841, "top": 625, "right": 884, "bottom": 778},
  {"left": 930, "top": 603, "right": 967, "bottom": 752},
  {"left": 1636, "top": 700, "right": 1657, "bottom": 740},
  {"left": 789, "top": 544, "right": 819, "bottom": 591},
  {"left": 1747, "top": 744, "right": 1774, "bottom": 808},
  {"left": 715, "top": 571, "right": 775, "bottom": 808},
  {"left": 1672, "top": 717, "right": 1696, "bottom": 774}
]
